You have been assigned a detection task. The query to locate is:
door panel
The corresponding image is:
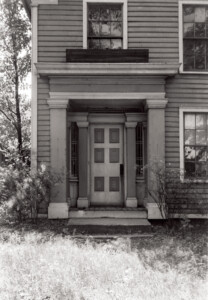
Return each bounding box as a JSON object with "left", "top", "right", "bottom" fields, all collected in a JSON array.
[{"left": 91, "top": 124, "right": 123, "bottom": 206}]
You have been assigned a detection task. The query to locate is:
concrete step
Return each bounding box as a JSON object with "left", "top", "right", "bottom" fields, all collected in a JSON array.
[
  {"left": 68, "top": 218, "right": 151, "bottom": 226},
  {"left": 69, "top": 210, "right": 147, "bottom": 219}
]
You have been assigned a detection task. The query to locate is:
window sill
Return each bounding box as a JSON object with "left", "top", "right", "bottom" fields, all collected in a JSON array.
[
  {"left": 179, "top": 70, "right": 208, "bottom": 75},
  {"left": 180, "top": 178, "right": 208, "bottom": 184}
]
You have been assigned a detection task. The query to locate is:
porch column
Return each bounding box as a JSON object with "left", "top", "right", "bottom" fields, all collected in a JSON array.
[
  {"left": 125, "top": 122, "right": 137, "bottom": 207},
  {"left": 47, "top": 99, "right": 69, "bottom": 219},
  {"left": 77, "top": 121, "right": 89, "bottom": 208},
  {"left": 146, "top": 99, "right": 168, "bottom": 218}
]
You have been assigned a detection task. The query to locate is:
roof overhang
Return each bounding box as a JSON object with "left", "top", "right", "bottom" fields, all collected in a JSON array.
[
  {"left": 21, "top": 0, "right": 59, "bottom": 20},
  {"left": 36, "top": 62, "right": 179, "bottom": 77}
]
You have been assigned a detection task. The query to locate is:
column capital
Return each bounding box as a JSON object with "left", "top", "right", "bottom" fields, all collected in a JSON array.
[
  {"left": 125, "top": 121, "right": 137, "bottom": 128},
  {"left": 145, "top": 99, "right": 168, "bottom": 110},
  {"left": 77, "top": 122, "right": 89, "bottom": 128},
  {"left": 47, "top": 99, "right": 69, "bottom": 109}
]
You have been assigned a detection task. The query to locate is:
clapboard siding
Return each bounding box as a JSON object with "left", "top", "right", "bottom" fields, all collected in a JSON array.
[
  {"left": 38, "top": 0, "right": 179, "bottom": 63},
  {"left": 165, "top": 74, "right": 208, "bottom": 214}
]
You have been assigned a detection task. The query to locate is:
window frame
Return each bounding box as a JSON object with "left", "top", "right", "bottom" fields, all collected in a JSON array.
[
  {"left": 179, "top": 0, "right": 208, "bottom": 74},
  {"left": 179, "top": 107, "right": 208, "bottom": 182},
  {"left": 83, "top": 0, "right": 128, "bottom": 49}
]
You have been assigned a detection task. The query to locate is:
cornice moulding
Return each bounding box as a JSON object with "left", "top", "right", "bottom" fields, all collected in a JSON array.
[
  {"left": 32, "top": 0, "right": 58, "bottom": 5},
  {"left": 36, "top": 63, "right": 179, "bottom": 76}
]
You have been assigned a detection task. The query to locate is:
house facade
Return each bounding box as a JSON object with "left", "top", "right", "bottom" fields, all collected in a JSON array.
[{"left": 23, "top": 0, "right": 208, "bottom": 223}]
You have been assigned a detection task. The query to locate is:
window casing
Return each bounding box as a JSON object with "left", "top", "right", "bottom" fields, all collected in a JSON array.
[
  {"left": 180, "top": 2, "right": 208, "bottom": 72},
  {"left": 83, "top": 0, "right": 127, "bottom": 49},
  {"left": 88, "top": 4, "right": 123, "bottom": 49},
  {"left": 181, "top": 111, "right": 208, "bottom": 180}
]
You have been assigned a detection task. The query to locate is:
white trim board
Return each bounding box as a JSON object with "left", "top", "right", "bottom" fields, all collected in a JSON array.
[
  {"left": 49, "top": 92, "right": 166, "bottom": 100},
  {"left": 179, "top": 107, "right": 208, "bottom": 183},
  {"left": 83, "top": 0, "right": 128, "bottom": 49},
  {"left": 178, "top": 0, "right": 208, "bottom": 74}
]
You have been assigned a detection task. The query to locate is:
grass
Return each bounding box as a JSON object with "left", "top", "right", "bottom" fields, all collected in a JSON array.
[{"left": 0, "top": 220, "right": 207, "bottom": 300}]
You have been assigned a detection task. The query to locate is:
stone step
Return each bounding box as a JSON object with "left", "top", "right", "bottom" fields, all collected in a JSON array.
[
  {"left": 69, "top": 210, "right": 147, "bottom": 219},
  {"left": 68, "top": 218, "right": 151, "bottom": 226}
]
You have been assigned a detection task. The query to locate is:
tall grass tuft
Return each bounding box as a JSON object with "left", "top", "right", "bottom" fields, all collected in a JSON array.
[{"left": 0, "top": 232, "right": 207, "bottom": 300}]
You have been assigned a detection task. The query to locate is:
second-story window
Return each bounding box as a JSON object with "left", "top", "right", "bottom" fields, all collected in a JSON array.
[
  {"left": 88, "top": 4, "right": 123, "bottom": 49},
  {"left": 183, "top": 4, "right": 208, "bottom": 71}
]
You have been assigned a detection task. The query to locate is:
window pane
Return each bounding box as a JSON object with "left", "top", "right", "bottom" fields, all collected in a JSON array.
[
  {"left": 100, "top": 39, "right": 111, "bottom": 49},
  {"left": 185, "top": 146, "right": 196, "bottom": 160},
  {"left": 185, "top": 129, "right": 195, "bottom": 145},
  {"left": 100, "top": 22, "right": 111, "bottom": 36},
  {"left": 183, "top": 40, "right": 195, "bottom": 70},
  {"left": 111, "top": 22, "right": 122, "bottom": 36},
  {"left": 185, "top": 114, "right": 195, "bottom": 129},
  {"left": 185, "top": 162, "right": 195, "bottom": 177},
  {"left": 89, "top": 6, "right": 100, "bottom": 20},
  {"left": 195, "top": 23, "right": 205, "bottom": 37},
  {"left": 111, "top": 6, "right": 122, "bottom": 21},
  {"left": 89, "top": 22, "right": 100, "bottom": 36},
  {"left": 206, "top": 7, "right": 208, "bottom": 22},
  {"left": 196, "top": 147, "right": 207, "bottom": 161},
  {"left": 100, "top": 6, "right": 110, "bottom": 21},
  {"left": 196, "top": 114, "right": 206, "bottom": 129},
  {"left": 111, "top": 39, "right": 122, "bottom": 49},
  {"left": 184, "top": 5, "right": 195, "bottom": 22},
  {"left": 196, "top": 130, "right": 206, "bottom": 144},
  {"left": 196, "top": 163, "right": 207, "bottom": 177},
  {"left": 195, "top": 41, "right": 206, "bottom": 70},
  {"left": 184, "top": 23, "right": 194, "bottom": 37},
  {"left": 195, "top": 7, "right": 206, "bottom": 22},
  {"left": 88, "top": 39, "right": 100, "bottom": 49}
]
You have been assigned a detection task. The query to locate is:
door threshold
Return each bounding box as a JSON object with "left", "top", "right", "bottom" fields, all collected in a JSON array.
[{"left": 70, "top": 206, "right": 146, "bottom": 211}]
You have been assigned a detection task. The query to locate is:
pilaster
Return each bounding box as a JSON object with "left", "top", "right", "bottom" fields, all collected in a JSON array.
[
  {"left": 47, "top": 98, "right": 69, "bottom": 218},
  {"left": 145, "top": 98, "right": 168, "bottom": 219}
]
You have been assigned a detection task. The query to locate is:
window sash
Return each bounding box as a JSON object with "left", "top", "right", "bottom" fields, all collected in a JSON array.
[
  {"left": 87, "top": 3, "right": 123, "bottom": 49},
  {"left": 183, "top": 113, "right": 208, "bottom": 178},
  {"left": 182, "top": 4, "right": 208, "bottom": 71},
  {"left": 136, "top": 123, "right": 144, "bottom": 177}
]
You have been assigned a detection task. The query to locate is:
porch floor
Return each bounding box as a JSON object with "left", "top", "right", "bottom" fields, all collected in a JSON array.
[{"left": 68, "top": 206, "right": 150, "bottom": 226}]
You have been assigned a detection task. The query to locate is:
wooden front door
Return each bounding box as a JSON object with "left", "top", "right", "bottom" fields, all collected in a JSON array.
[{"left": 90, "top": 124, "right": 124, "bottom": 206}]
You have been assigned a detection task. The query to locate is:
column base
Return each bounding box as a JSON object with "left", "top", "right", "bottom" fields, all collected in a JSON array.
[
  {"left": 126, "top": 198, "right": 137, "bottom": 208},
  {"left": 147, "top": 203, "right": 165, "bottom": 219},
  {"left": 77, "top": 197, "right": 89, "bottom": 208},
  {"left": 48, "top": 203, "right": 69, "bottom": 219}
]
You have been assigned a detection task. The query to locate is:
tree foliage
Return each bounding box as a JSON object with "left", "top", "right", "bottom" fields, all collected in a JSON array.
[{"left": 0, "top": 0, "right": 31, "bottom": 158}]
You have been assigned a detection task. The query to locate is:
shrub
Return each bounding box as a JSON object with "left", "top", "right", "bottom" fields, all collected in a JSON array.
[
  {"left": 0, "top": 162, "right": 62, "bottom": 223},
  {"left": 144, "top": 160, "right": 207, "bottom": 220}
]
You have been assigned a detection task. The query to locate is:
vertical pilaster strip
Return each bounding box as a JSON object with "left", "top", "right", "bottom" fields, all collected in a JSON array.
[
  {"left": 47, "top": 99, "right": 69, "bottom": 219},
  {"left": 146, "top": 99, "right": 168, "bottom": 219},
  {"left": 125, "top": 122, "right": 137, "bottom": 207},
  {"left": 31, "top": 3, "right": 38, "bottom": 170},
  {"left": 77, "top": 122, "right": 89, "bottom": 208}
]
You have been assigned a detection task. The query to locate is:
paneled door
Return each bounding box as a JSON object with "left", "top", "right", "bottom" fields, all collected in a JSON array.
[{"left": 91, "top": 124, "right": 124, "bottom": 206}]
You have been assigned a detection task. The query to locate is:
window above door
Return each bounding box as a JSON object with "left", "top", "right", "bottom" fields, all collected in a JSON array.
[
  {"left": 179, "top": 1, "right": 208, "bottom": 73},
  {"left": 83, "top": 0, "right": 128, "bottom": 49}
]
